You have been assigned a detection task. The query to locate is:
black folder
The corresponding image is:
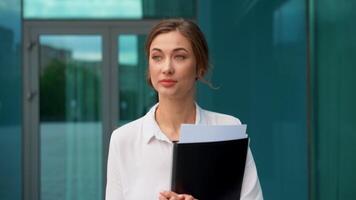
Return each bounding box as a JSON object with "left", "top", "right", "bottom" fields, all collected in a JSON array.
[{"left": 171, "top": 138, "right": 249, "bottom": 200}]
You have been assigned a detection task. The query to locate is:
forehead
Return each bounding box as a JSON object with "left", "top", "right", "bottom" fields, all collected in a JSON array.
[{"left": 150, "top": 31, "right": 192, "bottom": 51}]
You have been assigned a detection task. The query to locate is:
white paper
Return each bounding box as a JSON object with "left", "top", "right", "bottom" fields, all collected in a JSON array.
[{"left": 179, "top": 124, "right": 247, "bottom": 143}]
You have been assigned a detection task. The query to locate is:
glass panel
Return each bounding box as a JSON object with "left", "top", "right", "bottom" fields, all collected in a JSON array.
[
  {"left": 0, "top": 0, "right": 22, "bottom": 199},
  {"left": 197, "top": 0, "right": 307, "bottom": 199},
  {"left": 39, "top": 35, "right": 102, "bottom": 200},
  {"left": 118, "top": 34, "right": 156, "bottom": 125},
  {"left": 24, "top": 0, "right": 196, "bottom": 19},
  {"left": 313, "top": 0, "right": 356, "bottom": 199}
]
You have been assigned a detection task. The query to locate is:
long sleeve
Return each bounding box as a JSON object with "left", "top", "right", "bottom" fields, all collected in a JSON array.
[
  {"left": 105, "top": 133, "right": 124, "bottom": 200},
  {"left": 240, "top": 148, "right": 263, "bottom": 200}
]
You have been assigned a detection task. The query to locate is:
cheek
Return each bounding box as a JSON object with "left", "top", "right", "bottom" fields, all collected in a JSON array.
[
  {"left": 181, "top": 62, "right": 197, "bottom": 80},
  {"left": 148, "top": 59, "right": 159, "bottom": 70}
]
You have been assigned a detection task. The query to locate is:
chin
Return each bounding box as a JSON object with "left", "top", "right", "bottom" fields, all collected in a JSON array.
[
  {"left": 158, "top": 90, "right": 178, "bottom": 98},
  {"left": 159, "top": 89, "right": 195, "bottom": 101}
]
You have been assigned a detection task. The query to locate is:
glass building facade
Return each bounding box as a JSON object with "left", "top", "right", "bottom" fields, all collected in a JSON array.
[
  {"left": 23, "top": 0, "right": 196, "bottom": 19},
  {"left": 0, "top": 0, "right": 356, "bottom": 200},
  {"left": 198, "top": 1, "right": 308, "bottom": 199},
  {"left": 0, "top": 0, "right": 22, "bottom": 199},
  {"left": 312, "top": 0, "right": 356, "bottom": 199}
]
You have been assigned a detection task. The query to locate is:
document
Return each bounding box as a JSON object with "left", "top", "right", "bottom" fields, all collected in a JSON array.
[
  {"left": 171, "top": 124, "right": 249, "bottom": 200},
  {"left": 179, "top": 124, "right": 247, "bottom": 143}
]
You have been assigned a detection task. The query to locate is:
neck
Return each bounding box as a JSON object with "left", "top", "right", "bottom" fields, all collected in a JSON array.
[{"left": 155, "top": 96, "right": 196, "bottom": 141}]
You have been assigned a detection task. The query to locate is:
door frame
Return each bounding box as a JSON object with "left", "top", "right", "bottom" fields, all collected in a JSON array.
[{"left": 22, "top": 20, "right": 157, "bottom": 200}]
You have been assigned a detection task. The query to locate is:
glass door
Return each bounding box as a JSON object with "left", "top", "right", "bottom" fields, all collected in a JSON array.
[
  {"left": 23, "top": 21, "right": 158, "bottom": 200},
  {"left": 23, "top": 25, "right": 109, "bottom": 200}
]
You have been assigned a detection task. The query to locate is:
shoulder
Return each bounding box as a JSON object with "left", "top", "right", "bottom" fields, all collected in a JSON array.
[
  {"left": 201, "top": 109, "right": 242, "bottom": 125},
  {"left": 109, "top": 117, "right": 144, "bottom": 146}
]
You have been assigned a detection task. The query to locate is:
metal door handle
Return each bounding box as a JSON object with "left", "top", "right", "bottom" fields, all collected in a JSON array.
[{"left": 26, "top": 91, "right": 38, "bottom": 101}]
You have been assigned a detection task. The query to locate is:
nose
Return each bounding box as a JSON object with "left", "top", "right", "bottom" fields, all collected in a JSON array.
[{"left": 162, "top": 58, "right": 174, "bottom": 75}]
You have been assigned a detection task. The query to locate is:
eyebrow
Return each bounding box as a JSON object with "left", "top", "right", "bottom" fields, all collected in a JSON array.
[{"left": 151, "top": 47, "right": 189, "bottom": 53}]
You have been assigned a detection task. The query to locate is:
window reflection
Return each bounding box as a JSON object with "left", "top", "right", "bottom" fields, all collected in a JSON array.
[
  {"left": 25, "top": 0, "right": 142, "bottom": 19},
  {"left": 39, "top": 36, "right": 102, "bottom": 122},
  {"left": 24, "top": 0, "right": 196, "bottom": 19},
  {"left": 118, "top": 34, "right": 156, "bottom": 125},
  {"left": 39, "top": 35, "right": 102, "bottom": 200},
  {"left": 0, "top": 0, "right": 22, "bottom": 199}
]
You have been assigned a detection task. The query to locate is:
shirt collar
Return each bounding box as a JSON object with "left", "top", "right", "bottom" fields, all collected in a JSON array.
[{"left": 142, "top": 102, "right": 203, "bottom": 144}]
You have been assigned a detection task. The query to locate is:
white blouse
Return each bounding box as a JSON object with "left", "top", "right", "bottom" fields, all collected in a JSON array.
[{"left": 105, "top": 104, "right": 263, "bottom": 200}]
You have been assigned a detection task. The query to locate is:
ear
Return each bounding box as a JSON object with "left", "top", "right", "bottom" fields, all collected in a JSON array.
[{"left": 196, "top": 67, "right": 204, "bottom": 80}]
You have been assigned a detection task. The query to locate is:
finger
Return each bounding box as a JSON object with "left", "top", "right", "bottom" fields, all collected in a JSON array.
[
  {"left": 177, "top": 194, "right": 194, "bottom": 200},
  {"left": 159, "top": 191, "right": 170, "bottom": 198},
  {"left": 169, "top": 195, "right": 179, "bottom": 200},
  {"left": 158, "top": 194, "right": 167, "bottom": 200},
  {"left": 186, "top": 195, "right": 194, "bottom": 200},
  {"left": 160, "top": 191, "right": 178, "bottom": 198}
]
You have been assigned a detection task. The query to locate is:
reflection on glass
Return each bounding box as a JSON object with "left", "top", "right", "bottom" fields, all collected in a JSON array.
[
  {"left": 39, "top": 36, "right": 102, "bottom": 200},
  {"left": 197, "top": 0, "right": 307, "bottom": 199},
  {"left": 24, "top": 0, "right": 196, "bottom": 19},
  {"left": 314, "top": 1, "right": 356, "bottom": 199},
  {"left": 0, "top": 0, "right": 22, "bottom": 199},
  {"left": 118, "top": 35, "right": 156, "bottom": 125}
]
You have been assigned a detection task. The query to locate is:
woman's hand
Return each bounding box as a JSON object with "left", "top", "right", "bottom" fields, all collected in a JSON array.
[{"left": 159, "top": 191, "right": 196, "bottom": 200}]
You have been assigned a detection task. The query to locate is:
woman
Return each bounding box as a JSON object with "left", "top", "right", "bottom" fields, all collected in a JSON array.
[{"left": 106, "top": 19, "right": 263, "bottom": 200}]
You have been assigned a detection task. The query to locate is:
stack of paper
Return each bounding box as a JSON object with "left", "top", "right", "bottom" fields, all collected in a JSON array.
[{"left": 179, "top": 124, "right": 248, "bottom": 143}]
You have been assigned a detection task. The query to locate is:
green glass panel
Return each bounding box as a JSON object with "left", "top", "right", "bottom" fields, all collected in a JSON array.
[
  {"left": 313, "top": 0, "right": 356, "bottom": 199},
  {"left": 118, "top": 34, "right": 156, "bottom": 125},
  {"left": 39, "top": 35, "right": 102, "bottom": 200},
  {"left": 24, "top": 0, "right": 196, "bottom": 19},
  {"left": 198, "top": 0, "right": 307, "bottom": 199},
  {"left": 0, "top": 0, "right": 22, "bottom": 199}
]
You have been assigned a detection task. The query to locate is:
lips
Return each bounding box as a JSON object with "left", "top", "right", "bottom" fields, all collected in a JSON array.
[{"left": 159, "top": 79, "right": 177, "bottom": 87}]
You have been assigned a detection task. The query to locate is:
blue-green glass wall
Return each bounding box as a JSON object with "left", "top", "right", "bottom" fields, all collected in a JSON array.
[
  {"left": 23, "top": 0, "right": 196, "bottom": 19},
  {"left": 198, "top": 0, "right": 308, "bottom": 199},
  {"left": 0, "top": 0, "right": 22, "bottom": 200},
  {"left": 313, "top": 0, "right": 356, "bottom": 199}
]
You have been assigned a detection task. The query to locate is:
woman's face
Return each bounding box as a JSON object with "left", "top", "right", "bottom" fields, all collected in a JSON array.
[{"left": 149, "top": 31, "right": 197, "bottom": 99}]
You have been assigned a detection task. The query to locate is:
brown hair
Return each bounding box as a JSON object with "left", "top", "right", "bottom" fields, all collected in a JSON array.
[{"left": 145, "top": 18, "right": 212, "bottom": 87}]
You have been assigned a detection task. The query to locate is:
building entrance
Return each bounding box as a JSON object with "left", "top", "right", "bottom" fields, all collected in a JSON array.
[{"left": 23, "top": 21, "right": 157, "bottom": 200}]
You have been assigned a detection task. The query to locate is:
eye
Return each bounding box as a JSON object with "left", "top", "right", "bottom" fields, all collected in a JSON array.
[
  {"left": 175, "top": 55, "right": 186, "bottom": 61},
  {"left": 151, "top": 55, "right": 162, "bottom": 62}
]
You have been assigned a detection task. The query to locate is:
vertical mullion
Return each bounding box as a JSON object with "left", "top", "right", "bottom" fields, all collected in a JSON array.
[
  {"left": 101, "top": 27, "right": 110, "bottom": 200},
  {"left": 102, "top": 25, "right": 120, "bottom": 200},
  {"left": 23, "top": 25, "right": 40, "bottom": 200},
  {"left": 110, "top": 27, "right": 119, "bottom": 132},
  {"left": 23, "top": 22, "right": 30, "bottom": 200},
  {"left": 33, "top": 31, "right": 40, "bottom": 200},
  {"left": 307, "top": 0, "right": 316, "bottom": 199}
]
